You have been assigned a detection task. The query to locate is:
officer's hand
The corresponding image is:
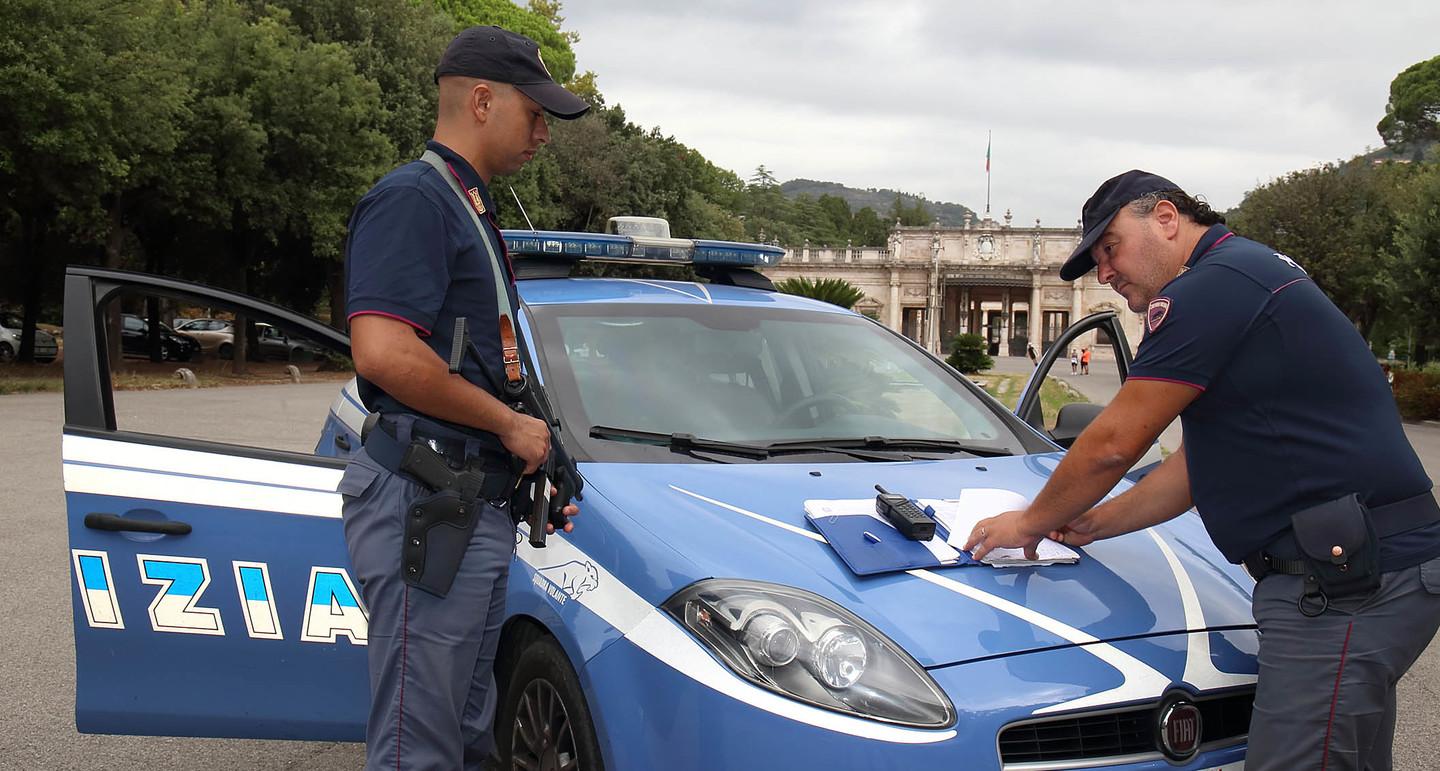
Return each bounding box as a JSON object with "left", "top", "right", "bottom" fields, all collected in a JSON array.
[
  {"left": 963, "top": 509, "right": 1043, "bottom": 562},
  {"left": 1050, "top": 509, "right": 1102, "bottom": 548},
  {"left": 548, "top": 492, "right": 580, "bottom": 534},
  {"left": 501, "top": 412, "right": 551, "bottom": 474}
]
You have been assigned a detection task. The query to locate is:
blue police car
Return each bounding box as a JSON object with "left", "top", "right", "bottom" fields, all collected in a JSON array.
[{"left": 63, "top": 224, "right": 1253, "bottom": 770}]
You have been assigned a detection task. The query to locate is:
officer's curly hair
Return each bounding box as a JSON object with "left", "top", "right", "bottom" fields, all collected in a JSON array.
[{"left": 1127, "top": 190, "right": 1225, "bottom": 226}]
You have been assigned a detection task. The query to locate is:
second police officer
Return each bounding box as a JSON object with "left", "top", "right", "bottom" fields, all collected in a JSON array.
[
  {"left": 965, "top": 170, "right": 1440, "bottom": 770},
  {"left": 339, "top": 26, "right": 587, "bottom": 771}
]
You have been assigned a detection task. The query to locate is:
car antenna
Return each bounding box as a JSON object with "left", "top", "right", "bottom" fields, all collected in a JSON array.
[{"left": 508, "top": 186, "right": 538, "bottom": 233}]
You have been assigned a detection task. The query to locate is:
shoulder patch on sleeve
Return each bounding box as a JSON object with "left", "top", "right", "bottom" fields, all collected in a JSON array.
[{"left": 1146, "top": 296, "right": 1172, "bottom": 333}]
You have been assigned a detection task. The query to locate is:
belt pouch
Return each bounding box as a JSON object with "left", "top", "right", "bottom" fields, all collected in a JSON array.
[
  {"left": 403, "top": 489, "right": 480, "bottom": 598},
  {"left": 1290, "top": 493, "right": 1381, "bottom": 600}
]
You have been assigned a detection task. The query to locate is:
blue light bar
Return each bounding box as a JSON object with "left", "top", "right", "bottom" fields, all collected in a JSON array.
[
  {"left": 502, "top": 230, "right": 632, "bottom": 259},
  {"left": 500, "top": 229, "right": 785, "bottom": 268},
  {"left": 693, "top": 239, "right": 786, "bottom": 267}
]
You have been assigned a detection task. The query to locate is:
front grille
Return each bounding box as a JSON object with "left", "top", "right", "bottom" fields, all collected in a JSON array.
[{"left": 998, "top": 691, "right": 1253, "bottom": 765}]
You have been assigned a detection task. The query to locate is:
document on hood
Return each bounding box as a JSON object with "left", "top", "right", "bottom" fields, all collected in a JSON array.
[{"left": 920, "top": 488, "right": 1081, "bottom": 567}]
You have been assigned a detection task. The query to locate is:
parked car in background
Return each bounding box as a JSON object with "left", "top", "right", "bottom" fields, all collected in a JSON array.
[
  {"left": 173, "top": 318, "right": 233, "bottom": 356},
  {"left": 0, "top": 311, "right": 59, "bottom": 363},
  {"left": 255, "top": 323, "right": 328, "bottom": 362},
  {"left": 168, "top": 318, "right": 327, "bottom": 362},
  {"left": 120, "top": 314, "right": 201, "bottom": 362}
]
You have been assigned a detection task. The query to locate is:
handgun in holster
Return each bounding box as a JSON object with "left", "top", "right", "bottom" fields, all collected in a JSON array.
[{"left": 395, "top": 434, "right": 489, "bottom": 598}]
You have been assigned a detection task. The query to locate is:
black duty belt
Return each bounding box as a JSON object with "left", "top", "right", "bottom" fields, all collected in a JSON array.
[
  {"left": 1243, "top": 491, "right": 1440, "bottom": 580},
  {"left": 362, "top": 414, "right": 516, "bottom": 501}
]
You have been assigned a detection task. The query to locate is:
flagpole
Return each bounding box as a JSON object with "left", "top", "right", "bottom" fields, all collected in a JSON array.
[{"left": 985, "top": 130, "right": 992, "bottom": 215}]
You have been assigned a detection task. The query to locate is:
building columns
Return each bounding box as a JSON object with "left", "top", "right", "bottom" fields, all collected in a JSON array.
[
  {"left": 1029, "top": 277, "right": 1043, "bottom": 354},
  {"left": 889, "top": 269, "right": 901, "bottom": 331},
  {"left": 1000, "top": 287, "right": 1012, "bottom": 357}
]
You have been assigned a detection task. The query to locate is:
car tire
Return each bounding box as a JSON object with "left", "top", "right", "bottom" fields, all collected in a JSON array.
[
  {"left": 218, "top": 343, "right": 233, "bottom": 360},
  {"left": 495, "top": 635, "right": 605, "bottom": 771},
  {"left": 0, "top": 342, "right": 13, "bottom": 363}
]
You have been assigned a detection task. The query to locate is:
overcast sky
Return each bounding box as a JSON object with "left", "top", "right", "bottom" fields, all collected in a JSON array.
[{"left": 560, "top": 0, "right": 1440, "bottom": 227}]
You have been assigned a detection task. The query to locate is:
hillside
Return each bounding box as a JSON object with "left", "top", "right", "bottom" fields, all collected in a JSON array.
[{"left": 779, "top": 179, "right": 979, "bottom": 227}]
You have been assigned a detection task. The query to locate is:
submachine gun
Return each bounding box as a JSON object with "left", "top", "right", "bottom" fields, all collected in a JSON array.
[{"left": 448, "top": 316, "right": 583, "bottom": 547}]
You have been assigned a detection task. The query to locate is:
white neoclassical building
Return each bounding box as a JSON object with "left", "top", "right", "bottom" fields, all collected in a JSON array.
[{"left": 761, "top": 209, "right": 1142, "bottom": 360}]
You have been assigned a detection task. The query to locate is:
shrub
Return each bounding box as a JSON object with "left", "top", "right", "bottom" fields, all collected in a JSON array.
[
  {"left": 1393, "top": 370, "right": 1440, "bottom": 420},
  {"left": 946, "top": 333, "right": 993, "bottom": 374}
]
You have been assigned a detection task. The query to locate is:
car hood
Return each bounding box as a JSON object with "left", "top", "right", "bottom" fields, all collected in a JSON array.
[{"left": 579, "top": 454, "right": 1256, "bottom": 669}]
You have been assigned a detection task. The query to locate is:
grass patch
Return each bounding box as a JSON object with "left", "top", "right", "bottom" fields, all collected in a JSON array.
[{"left": 979, "top": 373, "right": 1089, "bottom": 429}]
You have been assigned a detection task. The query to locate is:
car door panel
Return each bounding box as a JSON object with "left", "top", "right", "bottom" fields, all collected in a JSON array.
[{"left": 63, "top": 268, "right": 364, "bottom": 739}]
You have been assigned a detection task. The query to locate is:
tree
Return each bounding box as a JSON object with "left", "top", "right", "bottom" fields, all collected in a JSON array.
[
  {"left": 1393, "top": 156, "right": 1440, "bottom": 363},
  {"left": 0, "top": 0, "right": 191, "bottom": 361},
  {"left": 889, "top": 195, "right": 930, "bottom": 226},
  {"left": 1228, "top": 160, "right": 1415, "bottom": 340},
  {"left": 774, "top": 277, "right": 865, "bottom": 309},
  {"left": 850, "top": 206, "right": 889, "bottom": 246},
  {"left": 947, "top": 333, "right": 993, "bottom": 374},
  {"left": 1378, "top": 54, "right": 1440, "bottom": 157}
]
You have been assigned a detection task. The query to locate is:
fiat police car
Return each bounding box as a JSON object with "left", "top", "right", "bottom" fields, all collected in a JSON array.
[{"left": 62, "top": 221, "right": 1253, "bottom": 770}]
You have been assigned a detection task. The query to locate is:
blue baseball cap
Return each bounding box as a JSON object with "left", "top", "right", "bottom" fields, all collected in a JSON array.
[
  {"left": 1060, "top": 170, "right": 1182, "bottom": 281},
  {"left": 435, "top": 26, "right": 589, "bottom": 120}
]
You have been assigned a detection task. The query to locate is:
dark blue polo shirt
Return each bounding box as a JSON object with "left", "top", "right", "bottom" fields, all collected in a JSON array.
[
  {"left": 345, "top": 140, "right": 520, "bottom": 451},
  {"left": 1128, "top": 225, "right": 1438, "bottom": 568}
]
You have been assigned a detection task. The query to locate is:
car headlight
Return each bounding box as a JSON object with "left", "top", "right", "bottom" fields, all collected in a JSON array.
[{"left": 663, "top": 579, "right": 954, "bottom": 728}]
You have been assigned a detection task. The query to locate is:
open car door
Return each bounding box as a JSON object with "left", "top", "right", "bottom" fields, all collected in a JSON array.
[
  {"left": 1013, "top": 310, "right": 1164, "bottom": 478},
  {"left": 63, "top": 267, "right": 367, "bottom": 739}
]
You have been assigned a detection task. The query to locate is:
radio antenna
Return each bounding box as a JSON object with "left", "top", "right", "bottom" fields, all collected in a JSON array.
[{"left": 508, "top": 186, "right": 537, "bottom": 232}]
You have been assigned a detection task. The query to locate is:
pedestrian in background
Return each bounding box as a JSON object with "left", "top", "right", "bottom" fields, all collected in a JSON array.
[
  {"left": 1070, "top": 347, "right": 1079, "bottom": 374},
  {"left": 1080, "top": 346, "right": 1091, "bottom": 374},
  {"left": 965, "top": 170, "right": 1440, "bottom": 771}
]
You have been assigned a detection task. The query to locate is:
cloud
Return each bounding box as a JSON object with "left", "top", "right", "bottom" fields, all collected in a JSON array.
[{"left": 561, "top": 0, "right": 1440, "bottom": 224}]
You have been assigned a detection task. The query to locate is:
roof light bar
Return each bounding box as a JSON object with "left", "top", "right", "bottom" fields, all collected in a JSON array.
[{"left": 501, "top": 229, "right": 785, "bottom": 268}]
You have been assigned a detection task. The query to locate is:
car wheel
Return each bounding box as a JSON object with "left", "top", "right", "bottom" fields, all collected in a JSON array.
[
  {"left": 496, "top": 636, "right": 604, "bottom": 771},
  {"left": 218, "top": 343, "right": 233, "bottom": 360},
  {"left": 0, "top": 342, "right": 13, "bottom": 363}
]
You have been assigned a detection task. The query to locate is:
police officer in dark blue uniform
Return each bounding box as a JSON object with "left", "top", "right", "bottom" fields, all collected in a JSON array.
[
  {"left": 965, "top": 170, "right": 1440, "bottom": 770},
  {"left": 338, "top": 26, "right": 586, "bottom": 771}
]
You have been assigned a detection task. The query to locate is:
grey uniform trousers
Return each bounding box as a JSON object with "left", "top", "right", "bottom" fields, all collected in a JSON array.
[
  {"left": 1245, "top": 555, "right": 1440, "bottom": 770},
  {"left": 339, "top": 447, "right": 516, "bottom": 771}
]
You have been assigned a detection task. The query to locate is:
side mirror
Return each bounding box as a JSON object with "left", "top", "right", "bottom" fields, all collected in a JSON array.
[{"left": 1050, "top": 402, "right": 1104, "bottom": 448}]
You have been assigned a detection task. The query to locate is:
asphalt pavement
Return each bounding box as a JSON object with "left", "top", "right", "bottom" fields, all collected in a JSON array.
[{"left": 3, "top": 381, "right": 1438, "bottom": 769}]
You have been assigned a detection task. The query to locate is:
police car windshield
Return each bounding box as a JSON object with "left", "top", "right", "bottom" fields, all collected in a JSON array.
[{"left": 530, "top": 304, "right": 1027, "bottom": 463}]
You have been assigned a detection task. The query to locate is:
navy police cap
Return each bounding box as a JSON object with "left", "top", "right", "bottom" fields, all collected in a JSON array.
[
  {"left": 435, "top": 26, "right": 590, "bottom": 120},
  {"left": 1060, "top": 170, "right": 1183, "bottom": 281}
]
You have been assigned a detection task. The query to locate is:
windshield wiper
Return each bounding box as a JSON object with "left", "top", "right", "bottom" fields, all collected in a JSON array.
[
  {"left": 589, "top": 426, "right": 769, "bottom": 460},
  {"left": 588, "top": 426, "right": 912, "bottom": 462},
  {"left": 767, "top": 436, "right": 1014, "bottom": 458}
]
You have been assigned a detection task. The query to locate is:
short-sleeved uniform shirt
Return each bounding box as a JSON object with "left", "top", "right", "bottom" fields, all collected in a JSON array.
[
  {"left": 345, "top": 140, "right": 519, "bottom": 453},
  {"left": 1128, "top": 225, "right": 1439, "bottom": 568}
]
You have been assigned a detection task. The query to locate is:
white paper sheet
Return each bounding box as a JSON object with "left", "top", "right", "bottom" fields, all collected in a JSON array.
[{"left": 920, "top": 488, "right": 1080, "bottom": 567}]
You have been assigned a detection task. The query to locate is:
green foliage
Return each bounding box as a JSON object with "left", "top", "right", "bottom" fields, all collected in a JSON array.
[
  {"left": 890, "top": 195, "right": 931, "bottom": 226},
  {"left": 780, "top": 179, "right": 976, "bottom": 228},
  {"left": 774, "top": 277, "right": 866, "bottom": 309},
  {"left": 1228, "top": 159, "right": 1417, "bottom": 340},
  {"left": 946, "top": 333, "right": 992, "bottom": 374},
  {"left": 1393, "top": 370, "right": 1440, "bottom": 420},
  {"left": 1378, "top": 54, "right": 1440, "bottom": 155}
]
